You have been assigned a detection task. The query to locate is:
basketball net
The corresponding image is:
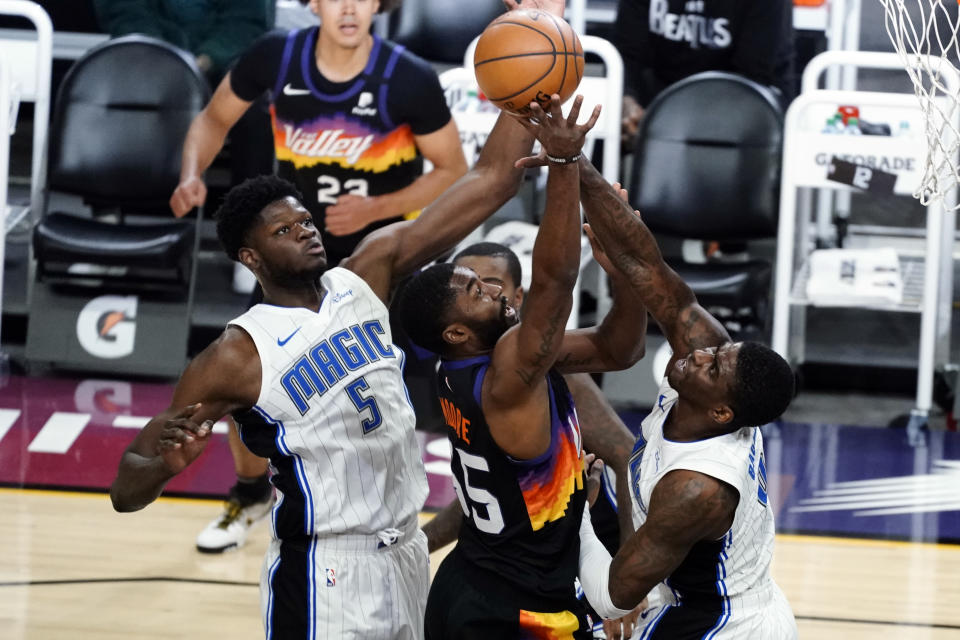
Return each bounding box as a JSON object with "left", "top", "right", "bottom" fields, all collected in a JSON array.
[{"left": 881, "top": 0, "right": 960, "bottom": 208}]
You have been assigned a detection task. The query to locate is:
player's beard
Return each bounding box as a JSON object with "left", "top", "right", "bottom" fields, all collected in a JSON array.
[{"left": 471, "top": 296, "right": 517, "bottom": 348}]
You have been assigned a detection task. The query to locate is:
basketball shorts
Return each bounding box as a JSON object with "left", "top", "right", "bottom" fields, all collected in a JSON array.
[
  {"left": 630, "top": 580, "right": 798, "bottom": 640},
  {"left": 425, "top": 546, "right": 593, "bottom": 640},
  {"left": 259, "top": 521, "right": 429, "bottom": 639}
]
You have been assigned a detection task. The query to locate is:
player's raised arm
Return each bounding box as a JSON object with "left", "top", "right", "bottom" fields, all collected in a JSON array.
[
  {"left": 109, "top": 328, "right": 260, "bottom": 511},
  {"left": 576, "top": 158, "right": 730, "bottom": 361},
  {"left": 341, "top": 106, "right": 535, "bottom": 301},
  {"left": 482, "top": 95, "right": 598, "bottom": 459},
  {"left": 551, "top": 217, "right": 648, "bottom": 374},
  {"left": 342, "top": 0, "right": 571, "bottom": 301}
]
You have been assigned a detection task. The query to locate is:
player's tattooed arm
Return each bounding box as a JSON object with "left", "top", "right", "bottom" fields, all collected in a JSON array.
[
  {"left": 553, "top": 241, "right": 647, "bottom": 374},
  {"left": 494, "top": 96, "right": 599, "bottom": 385},
  {"left": 485, "top": 96, "right": 598, "bottom": 460},
  {"left": 567, "top": 373, "right": 638, "bottom": 540},
  {"left": 608, "top": 470, "right": 738, "bottom": 608},
  {"left": 512, "top": 306, "right": 569, "bottom": 387},
  {"left": 577, "top": 158, "right": 730, "bottom": 358},
  {"left": 422, "top": 499, "right": 464, "bottom": 553}
]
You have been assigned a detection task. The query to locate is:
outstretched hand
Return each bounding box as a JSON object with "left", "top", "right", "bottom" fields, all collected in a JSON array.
[
  {"left": 156, "top": 403, "right": 214, "bottom": 475},
  {"left": 512, "top": 94, "right": 601, "bottom": 165},
  {"left": 502, "top": 0, "right": 566, "bottom": 18}
]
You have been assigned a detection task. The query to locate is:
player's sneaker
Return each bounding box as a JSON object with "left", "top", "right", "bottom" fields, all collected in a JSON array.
[{"left": 196, "top": 492, "right": 275, "bottom": 553}]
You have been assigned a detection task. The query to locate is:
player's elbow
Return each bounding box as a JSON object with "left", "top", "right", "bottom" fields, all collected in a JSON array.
[
  {"left": 615, "top": 341, "right": 646, "bottom": 370},
  {"left": 109, "top": 472, "right": 148, "bottom": 513},
  {"left": 596, "top": 334, "right": 645, "bottom": 371},
  {"left": 608, "top": 567, "right": 651, "bottom": 612},
  {"left": 610, "top": 586, "right": 641, "bottom": 612},
  {"left": 109, "top": 485, "right": 137, "bottom": 512}
]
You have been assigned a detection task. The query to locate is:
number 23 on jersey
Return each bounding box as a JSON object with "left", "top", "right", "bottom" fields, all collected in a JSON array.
[{"left": 317, "top": 175, "right": 369, "bottom": 204}]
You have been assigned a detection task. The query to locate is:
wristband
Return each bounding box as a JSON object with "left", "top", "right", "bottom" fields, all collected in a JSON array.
[{"left": 546, "top": 152, "right": 581, "bottom": 165}]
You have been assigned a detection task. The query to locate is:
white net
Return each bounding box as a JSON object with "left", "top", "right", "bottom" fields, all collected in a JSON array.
[{"left": 880, "top": 0, "right": 960, "bottom": 208}]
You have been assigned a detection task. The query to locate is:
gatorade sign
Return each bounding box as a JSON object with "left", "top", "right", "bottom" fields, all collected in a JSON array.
[{"left": 76, "top": 295, "right": 138, "bottom": 359}]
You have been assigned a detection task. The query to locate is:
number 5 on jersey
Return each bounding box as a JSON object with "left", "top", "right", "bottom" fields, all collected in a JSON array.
[
  {"left": 451, "top": 448, "right": 505, "bottom": 534},
  {"left": 346, "top": 377, "right": 382, "bottom": 434}
]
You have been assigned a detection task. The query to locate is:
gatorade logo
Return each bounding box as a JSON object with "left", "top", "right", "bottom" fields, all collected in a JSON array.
[
  {"left": 76, "top": 295, "right": 137, "bottom": 359},
  {"left": 74, "top": 379, "right": 133, "bottom": 424}
]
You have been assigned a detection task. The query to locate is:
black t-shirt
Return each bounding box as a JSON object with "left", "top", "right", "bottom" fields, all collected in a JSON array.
[
  {"left": 230, "top": 28, "right": 452, "bottom": 265},
  {"left": 615, "top": 0, "right": 795, "bottom": 106}
]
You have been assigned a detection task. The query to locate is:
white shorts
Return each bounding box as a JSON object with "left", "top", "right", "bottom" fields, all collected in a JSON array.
[
  {"left": 259, "top": 521, "right": 429, "bottom": 640},
  {"left": 631, "top": 581, "right": 798, "bottom": 640}
]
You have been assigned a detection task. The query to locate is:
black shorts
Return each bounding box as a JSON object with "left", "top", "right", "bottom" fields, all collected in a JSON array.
[{"left": 425, "top": 547, "right": 592, "bottom": 640}]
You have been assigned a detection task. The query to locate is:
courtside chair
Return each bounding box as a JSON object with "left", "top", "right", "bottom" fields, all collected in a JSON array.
[
  {"left": 629, "top": 71, "right": 784, "bottom": 338},
  {"left": 27, "top": 35, "right": 210, "bottom": 376}
]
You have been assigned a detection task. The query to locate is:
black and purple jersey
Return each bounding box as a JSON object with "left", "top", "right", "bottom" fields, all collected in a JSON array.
[
  {"left": 437, "top": 355, "right": 589, "bottom": 612},
  {"left": 231, "top": 28, "right": 452, "bottom": 265}
]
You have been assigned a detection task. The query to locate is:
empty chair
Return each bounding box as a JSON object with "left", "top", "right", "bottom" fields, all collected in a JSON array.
[
  {"left": 33, "top": 34, "right": 209, "bottom": 288},
  {"left": 629, "top": 71, "right": 784, "bottom": 337},
  {"left": 27, "top": 35, "right": 210, "bottom": 376}
]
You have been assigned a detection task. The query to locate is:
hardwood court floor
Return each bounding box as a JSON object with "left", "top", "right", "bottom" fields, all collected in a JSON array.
[{"left": 1, "top": 489, "right": 958, "bottom": 639}]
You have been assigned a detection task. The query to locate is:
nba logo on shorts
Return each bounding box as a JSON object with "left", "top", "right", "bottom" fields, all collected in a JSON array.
[{"left": 325, "top": 568, "right": 336, "bottom": 587}]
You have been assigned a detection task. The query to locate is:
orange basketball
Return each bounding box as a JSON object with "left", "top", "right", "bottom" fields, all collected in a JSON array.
[{"left": 473, "top": 9, "right": 585, "bottom": 116}]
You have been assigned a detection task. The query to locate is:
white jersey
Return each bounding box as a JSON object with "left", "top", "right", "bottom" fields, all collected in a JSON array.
[
  {"left": 627, "top": 378, "right": 797, "bottom": 639},
  {"left": 229, "top": 267, "right": 428, "bottom": 540}
]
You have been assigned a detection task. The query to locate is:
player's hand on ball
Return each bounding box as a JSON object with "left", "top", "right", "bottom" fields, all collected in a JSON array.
[
  {"left": 502, "top": 0, "right": 566, "bottom": 18},
  {"left": 513, "top": 94, "right": 600, "bottom": 165},
  {"left": 156, "top": 403, "right": 213, "bottom": 474}
]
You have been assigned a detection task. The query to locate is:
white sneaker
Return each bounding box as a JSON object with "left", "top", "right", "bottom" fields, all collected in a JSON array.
[{"left": 196, "top": 493, "right": 275, "bottom": 553}]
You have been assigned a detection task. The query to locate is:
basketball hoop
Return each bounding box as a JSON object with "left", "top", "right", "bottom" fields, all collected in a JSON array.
[{"left": 880, "top": 0, "right": 960, "bottom": 208}]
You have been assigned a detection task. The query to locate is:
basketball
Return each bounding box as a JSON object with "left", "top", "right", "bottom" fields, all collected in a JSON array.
[{"left": 473, "top": 9, "right": 585, "bottom": 116}]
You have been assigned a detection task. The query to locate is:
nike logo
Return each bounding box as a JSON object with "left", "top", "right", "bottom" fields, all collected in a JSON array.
[
  {"left": 277, "top": 327, "right": 302, "bottom": 346},
  {"left": 282, "top": 83, "right": 311, "bottom": 96}
]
